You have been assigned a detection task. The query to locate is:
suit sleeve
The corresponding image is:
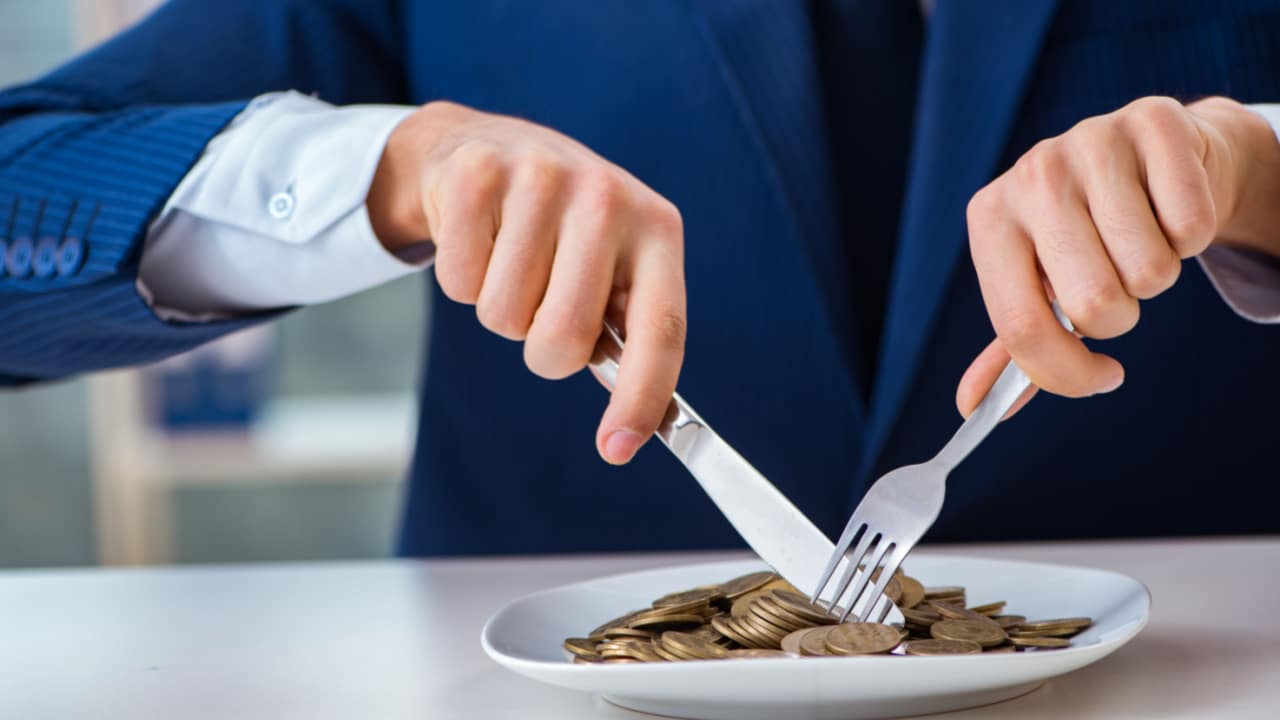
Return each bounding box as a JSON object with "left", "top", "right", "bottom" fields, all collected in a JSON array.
[{"left": 0, "top": 0, "right": 405, "bottom": 385}]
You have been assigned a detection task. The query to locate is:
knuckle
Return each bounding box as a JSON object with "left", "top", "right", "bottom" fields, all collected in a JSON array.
[
  {"left": 1162, "top": 202, "right": 1216, "bottom": 255},
  {"left": 436, "top": 266, "right": 481, "bottom": 305},
  {"left": 646, "top": 306, "right": 688, "bottom": 351},
  {"left": 995, "top": 306, "right": 1043, "bottom": 356},
  {"left": 1072, "top": 123, "right": 1122, "bottom": 178},
  {"left": 576, "top": 168, "right": 627, "bottom": 229},
  {"left": 1093, "top": 202, "right": 1148, "bottom": 242},
  {"left": 531, "top": 309, "right": 600, "bottom": 370},
  {"left": 1125, "top": 96, "right": 1183, "bottom": 128},
  {"left": 515, "top": 150, "right": 568, "bottom": 198},
  {"left": 447, "top": 142, "right": 505, "bottom": 204},
  {"left": 522, "top": 343, "right": 565, "bottom": 380},
  {"left": 1036, "top": 224, "right": 1079, "bottom": 260},
  {"left": 555, "top": 311, "right": 602, "bottom": 350},
  {"left": 966, "top": 186, "right": 998, "bottom": 225},
  {"left": 1123, "top": 254, "right": 1182, "bottom": 299},
  {"left": 1012, "top": 140, "right": 1066, "bottom": 188},
  {"left": 1067, "top": 282, "right": 1135, "bottom": 336},
  {"left": 450, "top": 141, "right": 504, "bottom": 181},
  {"left": 475, "top": 295, "right": 530, "bottom": 340},
  {"left": 647, "top": 196, "right": 684, "bottom": 237}
]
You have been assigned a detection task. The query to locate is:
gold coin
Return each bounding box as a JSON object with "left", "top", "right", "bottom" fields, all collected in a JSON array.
[
  {"left": 967, "top": 601, "right": 1006, "bottom": 616},
  {"left": 741, "top": 612, "right": 790, "bottom": 642},
  {"left": 653, "top": 587, "right": 723, "bottom": 609},
  {"left": 589, "top": 610, "right": 642, "bottom": 639},
  {"left": 984, "top": 644, "right": 1017, "bottom": 653},
  {"left": 780, "top": 626, "right": 824, "bottom": 655},
  {"left": 688, "top": 623, "right": 726, "bottom": 644},
  {"left": 751, "top": 598, "right": 815, "bottom": 632},
  {"left": 930, "top": 619, "right": 1007, "bottom": 648},
  {"left": 572, "top": 655, "right": 601, "bottom": 664},
  {"left": 650, "top": 639, "right": 688, "bottom": 662},
  {"left": 734, "top": 617, "right": 779, "bottom": 648},
  {"left": 1019, "top": 617, "right": 1093, "bottom": 632},
  {"left": 628, "top": 611, "right": 704, "bottom": 631},
  {"left": 717, "top": 571, "right": 778, "bottom": 600},
  {"left": 927, "top": 600, "right": 993, "bottom": 623},
  {"left": 1009, "top": 626, "right": 1080, "bottom": 638},
  {"left": 1008, "top": 635, "right": 1071, "bottom": 649},
  {"left": 563, "top": 637, "right": 600, "bottom": 659},
  {"left": 992, "top": 614, "right": 1026, "bottom": 630},
  {"left": 728, "top": 648, "right": 789, "bottom": 659},
  {"left": 601, "top": 627, "right": 655, "bottom": 640},
  {"left": 625, "top": 640, "right": 667, "bottom": 662},
  {"left": 823, "top": 623, "right": 902, "bottom": 655},
  {"left": 602, "top": 657, "right": 642, "bottom": 664},
  {"left": 600, "top": 643, "right": 642, "bottom": 659},
  {"left": 903, "top": 638, "right": 983, "bottom": 656},
  {"left": 884, "top": 576, "right": 904, "bottom": 605},
  {"left": 661, "top": 631, "right": 729, "bottom": 660},
  {"left": 901, "top": 607, "right": 942, "bottom": 626},
  {"left": 730, "top": 589, "right": 773, "bottom": 618},
  {"left": 923, "top": 585, "right": 965, "bottom": 599},
  {"left": 769, "top": 589, "right": 838, "bottom": 625},
  {"left": 710, "top": 614, "right": 753, "bottom": 647},
  {"left": 897, "top": 575, "right": 926, "bottom": 609},
  {"left": 799, "top": 625, "right": 839, "bottom": 656}
]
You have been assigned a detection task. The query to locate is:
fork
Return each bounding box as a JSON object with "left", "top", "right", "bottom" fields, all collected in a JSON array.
[{"left": 812, "top": 301, "right": 1075, "bottom": 623}]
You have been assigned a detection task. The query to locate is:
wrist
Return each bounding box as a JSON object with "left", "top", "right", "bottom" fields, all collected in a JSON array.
[
  {"left": 1193, "top": 98, "right": 1280, "bottom": 258},
  {"left": 367, "top": 112, "right": 431, "bottom": 253}
]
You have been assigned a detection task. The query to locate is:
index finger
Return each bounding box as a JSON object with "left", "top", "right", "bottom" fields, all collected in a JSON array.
[
  {"left": 971, "top": 219, "right": 1124, "bottom": 398},
  {"left": 595, "top": 241, "right": 686, "bottom": 465}
]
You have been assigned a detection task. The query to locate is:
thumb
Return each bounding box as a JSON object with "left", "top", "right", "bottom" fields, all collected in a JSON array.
[{"left": 956, "top": 338, "right": 1038, "bottom": 420}]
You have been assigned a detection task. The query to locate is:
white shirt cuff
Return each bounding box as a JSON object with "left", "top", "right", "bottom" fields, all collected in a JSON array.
[
  {"left": 139, "top": 91, "right": 428, "bottom": 321},
  {"left": 1196, "top": 104, "right": 1280, "bottom": 324}
]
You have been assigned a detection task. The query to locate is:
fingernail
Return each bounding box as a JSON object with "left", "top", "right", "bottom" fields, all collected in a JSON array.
[{"left": 603, "top": 429, "right": 643, "bottom": 465}]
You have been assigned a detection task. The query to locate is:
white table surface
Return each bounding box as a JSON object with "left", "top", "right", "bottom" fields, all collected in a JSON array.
[{"left": 1, "top": 537, "right": 1276, "bottom": 719}]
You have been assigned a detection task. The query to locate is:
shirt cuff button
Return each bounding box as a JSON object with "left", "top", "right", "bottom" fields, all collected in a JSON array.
[{"left": 268, "top": 191, "right": 295, "bottom": 220}]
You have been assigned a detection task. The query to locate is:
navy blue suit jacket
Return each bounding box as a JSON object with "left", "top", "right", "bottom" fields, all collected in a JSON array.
[{"left": 3, "top": 1, "right": 1279, "bottom": 555}]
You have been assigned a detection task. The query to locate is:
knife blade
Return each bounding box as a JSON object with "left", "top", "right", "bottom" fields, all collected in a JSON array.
[{"left": 589, "top": 326, "right": 902, "bottom": 623}]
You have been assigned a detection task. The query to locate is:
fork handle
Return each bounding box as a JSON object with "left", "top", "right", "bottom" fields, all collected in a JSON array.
[{"left": 933, "top": 301, "right": 1074, "bottom": 469}]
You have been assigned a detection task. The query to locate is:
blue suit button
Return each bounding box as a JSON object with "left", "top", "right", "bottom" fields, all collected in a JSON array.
[
  {"left": 32, "top": 237, "right": 59, "bottom": 278},
  {"left": 56, "top": 237, "right": 85, "bottom": 277},
  {"left": 6, "top": 237, "right": 33, "bottom": 278}
]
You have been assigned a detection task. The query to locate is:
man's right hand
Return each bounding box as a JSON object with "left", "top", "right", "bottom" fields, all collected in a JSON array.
[{"left": 366, "top": 101, "right": 687, "bottom": 465}]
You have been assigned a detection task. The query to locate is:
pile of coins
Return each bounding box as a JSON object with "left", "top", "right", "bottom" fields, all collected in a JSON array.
[{"left": 563, "top": 570, "right": 1093, "bottom": 663}]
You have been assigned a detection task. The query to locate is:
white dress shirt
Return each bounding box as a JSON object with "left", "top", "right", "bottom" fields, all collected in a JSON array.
[{"left": 138, "top": 92, "right": 1280, "bottom": 325}]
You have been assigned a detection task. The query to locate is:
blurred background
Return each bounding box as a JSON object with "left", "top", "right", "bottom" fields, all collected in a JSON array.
[{"left": 0, "top": 0, "right": 427, "bottom": 567}]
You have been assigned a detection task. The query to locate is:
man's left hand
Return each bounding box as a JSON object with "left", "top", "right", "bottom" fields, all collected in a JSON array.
[{"left": 958, "top": 96, "right": 1280, "bottom": 418}]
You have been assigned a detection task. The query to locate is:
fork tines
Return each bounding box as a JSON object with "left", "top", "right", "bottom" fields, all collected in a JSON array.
[{"left": 813, "top": 522, "right": 907, "bottom": 624}]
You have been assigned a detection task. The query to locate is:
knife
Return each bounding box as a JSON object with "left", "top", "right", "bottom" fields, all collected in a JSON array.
[{"left": 589, "top": 325, "right": 902, "bottom": 623}]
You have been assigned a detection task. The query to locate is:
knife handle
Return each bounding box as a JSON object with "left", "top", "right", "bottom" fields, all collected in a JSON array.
[{"left": 589, "top": 323, "right": 702, "bottom": 454}]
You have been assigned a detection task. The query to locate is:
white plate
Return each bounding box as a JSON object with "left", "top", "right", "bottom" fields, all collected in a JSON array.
[{"left": 482, "top": 555, "right": 1150, "bottom": 719}]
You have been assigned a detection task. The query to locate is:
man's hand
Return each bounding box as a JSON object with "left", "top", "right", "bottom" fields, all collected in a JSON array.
[
  {"left": 958, "top": 96, "right": 1280, "bottom": 418},
  {"left": 367, "top": 101, "right": 686, "bottom": 464}
]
